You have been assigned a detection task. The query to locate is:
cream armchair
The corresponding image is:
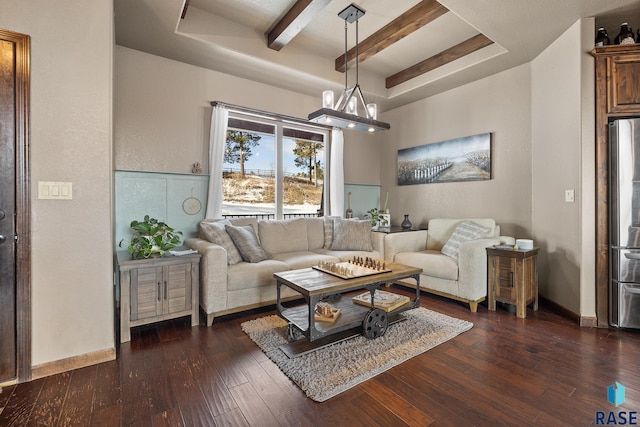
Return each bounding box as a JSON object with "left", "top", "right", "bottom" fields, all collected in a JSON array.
[{"left": 384, "top": 219, "right": 515, "bottom": 312}]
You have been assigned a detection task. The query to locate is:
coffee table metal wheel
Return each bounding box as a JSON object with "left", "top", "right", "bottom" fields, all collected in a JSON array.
[{"left": 363, "top": 308, "right": 388, "bottom": 339}]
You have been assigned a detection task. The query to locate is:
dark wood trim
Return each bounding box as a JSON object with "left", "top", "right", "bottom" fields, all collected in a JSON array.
[
  {"left": 267, "top": 0, "right": 332, "bottom": 51},
  {"left": 335, "top": 0, "right": 448, "bottom": 72},
  {"left": 591, "top": 45, "right": 640, "bottom": 328},
  {"left": 593, "top": 48, "right": 610, "bottom": 328},
  {"left": 0, "top": 29, "right": 31, "bottom": 382},
  {"left": 386, "top": 33, "right": 494, "bottom": 89},
  {"left": 538, "top": 296, "right": 580, "bottom": 324}
]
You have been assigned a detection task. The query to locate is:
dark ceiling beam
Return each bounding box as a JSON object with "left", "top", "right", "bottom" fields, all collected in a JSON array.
[
  {"left": 181, "top": 0, "right": 190, "bottom": 19},
  {"left": 385, "top": 33, "right": 494, "bottom": 89},
  {"left": 335, "top": 0, "right": 448, "bottom": 73},
  {"left": 267, "top": 0, "right": 332, "bottom": 51}
]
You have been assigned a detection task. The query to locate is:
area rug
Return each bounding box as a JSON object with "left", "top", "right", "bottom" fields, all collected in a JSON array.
[{"left": 241, "top": 307, "right": 473, "bottom": 402}]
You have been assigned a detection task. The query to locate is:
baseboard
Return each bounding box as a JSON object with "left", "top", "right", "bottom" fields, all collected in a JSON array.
[
  {"left": 31, "top": 348, "right": 116, "bottom": 380},
  {"left": 539, "top": 297, "right": 603, "bottom": 327},
  {"left": 579, "top": 316, "right": 599, "bottom": 328}
]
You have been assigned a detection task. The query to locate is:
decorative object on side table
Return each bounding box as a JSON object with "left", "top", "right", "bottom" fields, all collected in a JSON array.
[
  {"left": 118, "top": 215, "right": 182, "bottom": 259},
  {"left": 401, "top": 214, "right": 413, "bottom": 229},
  {"left": 365, "top": 207, "right": 389, "bottom": 230},
  {"left": 346, "top": 191, "right": 353, "bottom": 218}
]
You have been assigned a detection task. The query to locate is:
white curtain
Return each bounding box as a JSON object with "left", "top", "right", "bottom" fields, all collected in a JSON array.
[
  {"left": 328, "top": 127, "right": 344, "bottom": 217},
  {"left": 204, "top": 105, "right": 229, "bottom": 218}
]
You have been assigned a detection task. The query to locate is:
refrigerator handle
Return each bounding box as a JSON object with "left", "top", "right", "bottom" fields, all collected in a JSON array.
[
  {"left": 624, "top": 253, "right": 640, "bottom": 260},
  {"left": 625, "top": 287, "right": 640, "bottom": 295}
]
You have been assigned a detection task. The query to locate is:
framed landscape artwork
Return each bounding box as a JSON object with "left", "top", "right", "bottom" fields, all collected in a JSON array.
[{"left": 397, "top": 132, "right": 492, "bottom": 185}]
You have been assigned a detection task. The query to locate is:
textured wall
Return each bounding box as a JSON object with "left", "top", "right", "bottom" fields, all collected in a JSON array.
[
  {"left": 114, "top": 46, "right": 381, "bottom": 179},
  {"left": 379, "top": 64, "right": 533, "bottom": 236},
  {"left": 531, "top": 19, "right": 595, "bottom": 317},
  {"left": 1, "top": 0, "right": 115, "bottom": 366}
]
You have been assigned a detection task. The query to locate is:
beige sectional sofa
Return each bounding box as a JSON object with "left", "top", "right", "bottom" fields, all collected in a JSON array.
[
  {"left": 186, "top": 216, "right": 384, "bottom": 326},
  {"left": 384, "top": 219, "right": 514, "bottom": 312}
]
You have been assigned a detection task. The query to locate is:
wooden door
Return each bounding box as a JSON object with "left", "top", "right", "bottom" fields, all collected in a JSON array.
[
  {"left": 165, "top": 263, "right": 191, "bottom": 314},
  {"left": 495, "top": 257, "right": 516, "bottom": 302},
  {"left": 131, "top": 266, "right": 164, "bottom": 320},
  {"left": 0, "top": 38, "right": 17, "bottom": 382},
  {"left": 0, "top": 29, "right": 31, "bottom": 383}
]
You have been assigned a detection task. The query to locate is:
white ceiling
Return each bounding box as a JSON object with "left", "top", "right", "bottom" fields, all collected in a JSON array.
[{"left": 114, "top": 0, "right": 640, "bottom": 112}]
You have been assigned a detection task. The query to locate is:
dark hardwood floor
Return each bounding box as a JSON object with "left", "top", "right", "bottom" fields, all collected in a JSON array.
[{"left": 1, "top": 287, "right": 639, "bottom": 426}]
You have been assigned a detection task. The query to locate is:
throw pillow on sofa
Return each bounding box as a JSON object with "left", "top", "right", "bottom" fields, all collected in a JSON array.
[
  {"left": 323, "top": 216, "right": 341, "bottom": 249},
  {"left": 225, "top": 224, "right": 270, "bottom": 263},
  {"left": 199, "top": 220, "right": 243, "bottom": 265},
  {"left": 330, "top": 219, "right": 373, "bottom": 251},
  {"left": 441, "top": 220, "right": 491, "bottom": 260}
]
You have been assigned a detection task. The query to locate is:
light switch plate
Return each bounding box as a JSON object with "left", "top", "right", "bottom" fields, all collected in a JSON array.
[
  {"left": 39, "top": 181, "right": 73, "bottom": 200},
  {"left": 565, "top": 189, "right": 575, "bottom": 203}
]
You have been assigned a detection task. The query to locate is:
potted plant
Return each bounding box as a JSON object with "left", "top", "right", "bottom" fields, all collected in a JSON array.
[
  {"left": 119, "top": 215, "right": 182, "bottom": 259},
  {"left": 365, "top": 208, "right": 389, "bottom": 230}
]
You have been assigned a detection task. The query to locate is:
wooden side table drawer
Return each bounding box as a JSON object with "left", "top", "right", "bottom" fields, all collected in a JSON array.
[{"left": 487, "top": 247, "right": 539, "bottom": 318}]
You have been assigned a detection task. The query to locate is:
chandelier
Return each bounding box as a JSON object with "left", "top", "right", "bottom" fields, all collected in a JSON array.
[{"left": 308, "top": 3, "right": 390, "bottom": 132}]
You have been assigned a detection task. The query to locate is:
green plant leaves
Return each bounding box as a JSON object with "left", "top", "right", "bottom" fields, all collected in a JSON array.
[{"left": 123, "top": 215, "right": 183, "bottom": 259}]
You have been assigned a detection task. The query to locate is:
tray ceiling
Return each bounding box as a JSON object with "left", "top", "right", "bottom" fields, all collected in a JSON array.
[{"left": 115, "top": 0, "right": 640, "bottom": 112}]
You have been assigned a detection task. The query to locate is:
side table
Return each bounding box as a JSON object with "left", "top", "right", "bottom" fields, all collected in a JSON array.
[
  {"left": 487, "top": 247, "right": 539, "bottom": 318},
  {"left": 116, "top": 248, "right": 200, "bottom": 343}
]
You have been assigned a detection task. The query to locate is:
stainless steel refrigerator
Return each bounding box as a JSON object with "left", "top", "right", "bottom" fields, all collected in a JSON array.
[{"left": 610, "top": 118, "right": 640, "bottom": 328}]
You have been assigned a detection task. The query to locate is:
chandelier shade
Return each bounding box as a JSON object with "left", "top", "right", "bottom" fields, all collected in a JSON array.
[{"left": 308, "top": 3, "right": 390, "bottom": 133}]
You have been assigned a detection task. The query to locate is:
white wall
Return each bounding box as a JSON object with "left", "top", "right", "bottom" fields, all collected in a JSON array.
[
  {"left": 380, "top": 64, "right": 533, "bottom": 237},
  {"left": 531, "top": 19, "right": 595, "bottom": 317},
  {"left": 1, "top": 1, "right": 115, "bottom": 367}
]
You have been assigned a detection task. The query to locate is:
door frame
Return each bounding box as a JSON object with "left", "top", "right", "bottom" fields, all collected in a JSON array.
[{"left": 0, "top": 28, "right": 32, "bottom": 383}]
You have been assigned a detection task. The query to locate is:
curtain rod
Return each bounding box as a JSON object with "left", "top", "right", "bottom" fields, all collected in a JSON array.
[{"left": 210, "top": 101, "right": 332, "bottom": 130}]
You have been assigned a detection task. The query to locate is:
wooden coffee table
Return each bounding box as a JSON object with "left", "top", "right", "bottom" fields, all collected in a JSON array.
[{"left": 275, "top": 261, "right": 422, "bottom": 357}]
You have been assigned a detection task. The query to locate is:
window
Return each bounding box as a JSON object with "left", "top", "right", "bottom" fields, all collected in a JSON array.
[{"left": 222, "top": 112, "right": 327, "bottom": 219}]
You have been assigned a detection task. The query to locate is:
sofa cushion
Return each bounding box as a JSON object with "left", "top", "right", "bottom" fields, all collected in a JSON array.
[
  {"left": 227, "top": 259, "right": 290, "bottom": 291},
  {"left": 271, "top": 251, "right": 339, "bottom": 270},
  {"left": 199, "top": 220, "right": 243, "bottom": 265},
  {"left": 323, "top": 216, "right": 341, "bottom": 249},
  {"left": 441, "top": 220, "right": 491, "bottom": 259},
  {"left": 395, "top": 250, "right": 459, "bottom": 281},
  {"left": 259, "top": 218, "right": 309, "bottom": 255},
  {"left": 229, "top": 217, "right": 260, "bottom": 239},
  {"left": 307, "top": 217, "right": 326, "bottom": 250},
  {"left": 314, "top": 248, "right": 382, "bottom": 262},
  {"left": 427, "top": 219, "right": 496, "bottom": 250},
  {"left": 226, "top": 224, "right": 270, "bottom": 263},
  {"left": 330, "top": 219, "right": 373, "bottom": 251}
]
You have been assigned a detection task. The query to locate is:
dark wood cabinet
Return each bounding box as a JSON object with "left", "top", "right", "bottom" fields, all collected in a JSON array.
[
  {"left": 605, "top": 51, "right": 640, "bottom": 114},
  {"left": 592, "top": 45, "right": 640, "bottom": 327},
  {"left": 487, "top": 247, "right": 539, "bottom": 318},
  {"left": 116, "top": 250, "right": 200, "bottom": 343}
]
